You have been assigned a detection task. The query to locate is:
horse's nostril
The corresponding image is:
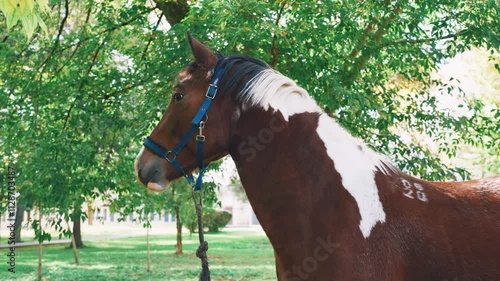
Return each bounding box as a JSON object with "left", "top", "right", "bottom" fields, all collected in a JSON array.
[
  {"left": 138, "top": 167, "right": 160, "bottom": 186},
  {"left": 138, "top": 168, "right": 150, "bottom": 186}
]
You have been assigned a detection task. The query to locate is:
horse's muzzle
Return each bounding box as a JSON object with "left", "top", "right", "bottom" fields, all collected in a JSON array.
[{"left": 134, "top": 151, "right": 169, "bottom": 191}]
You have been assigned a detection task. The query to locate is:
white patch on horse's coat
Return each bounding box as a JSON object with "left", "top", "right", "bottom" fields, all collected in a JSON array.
[
  {"left": 241, "top": 69, "right": 322, "bottom": 121},
  {"left": 147, "top": 181, "right": 168, "bottom": 191},
  {"left": 240, "top": 68, "right": 396, "bottom": 238},
  {"left": 177, "top": 73, "right": 192, "bottom": 85},
  {"left": 317, "top": 114, "right": 388, "bottom": 238}
]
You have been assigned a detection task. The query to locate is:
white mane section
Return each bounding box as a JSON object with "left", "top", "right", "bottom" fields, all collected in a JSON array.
[
  {"left": 240, "top": 68, "right": 396, "bottom": 238},
  {"left": 240, "top": 69, "right": 322, "bottom": 121}
]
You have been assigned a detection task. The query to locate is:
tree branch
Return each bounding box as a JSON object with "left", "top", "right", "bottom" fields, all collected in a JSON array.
[
  {"left": 84, "top": 5, "right": 92, "bottom": 24},
  {"left": 61, "top": 35, "right": 108, "bottom": 134},
  {"left": 270, "top": 1, "right": 287, "bottom": 68},
  {"left": 341, "top": 4, "right": 402, "bottom": 87},
  {"left": 56, "top": 7, "right": 93, "bottom": 75},
  {"left": 103, "top": 72, "right": 158, "bottom": 100},
  {"left": 141, "top": 13, "right": 164, "bottom": 61},
  {"left": 40, "top": 6, "right": 154, "bottom": 73},
  {"left": 348, "top": 22, "right": 375, "bottom": 60},
  {"left": 38, "top": 0, "right": 70, "bottom": 72},
  {"left": 380, "top": 31, "right": 464, "bottom": 48},
  {"left": 340, "top": 3, "right": 381, "bottom": 76}
]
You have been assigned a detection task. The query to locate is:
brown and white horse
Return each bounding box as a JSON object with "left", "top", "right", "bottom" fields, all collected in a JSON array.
[{"left": 134, "top": 35, "right": 500, "bottom": 281}]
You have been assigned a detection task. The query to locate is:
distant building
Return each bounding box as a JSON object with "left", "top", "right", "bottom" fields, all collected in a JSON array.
[{"left": 217, "top": 183, "right": 260, "bottom": 227}]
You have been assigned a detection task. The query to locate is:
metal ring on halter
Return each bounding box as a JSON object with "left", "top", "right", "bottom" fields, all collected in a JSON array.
[{"left": 200, "top": 114, "right": 208, "bottom": 125}]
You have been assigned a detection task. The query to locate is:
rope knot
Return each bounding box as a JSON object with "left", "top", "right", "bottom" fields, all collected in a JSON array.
[
  {"left": 195, "top": 203, "right": 202, "bottom": 212},
  {"left": 196, "top": 240, "right": 209, "bottom": 259}
]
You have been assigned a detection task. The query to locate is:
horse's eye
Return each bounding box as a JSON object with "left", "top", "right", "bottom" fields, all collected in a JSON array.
[{"left": 173, "top": 92, "right": 184, "bottom": 102}]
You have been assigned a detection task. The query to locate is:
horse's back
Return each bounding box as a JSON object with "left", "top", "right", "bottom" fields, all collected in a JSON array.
[
  {"left": 411, "top": 176, "right": 500, "bottom": 280},
  {"left": 435, "top": 175, "right": 500, "bottom": 207}
]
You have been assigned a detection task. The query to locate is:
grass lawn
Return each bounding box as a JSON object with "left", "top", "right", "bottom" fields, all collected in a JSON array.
[{"left": 1, "top": 231, "right": 276, "bottom": 281}]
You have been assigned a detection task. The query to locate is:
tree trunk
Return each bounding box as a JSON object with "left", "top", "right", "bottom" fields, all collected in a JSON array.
[
  {"left": 14, "top": 203, "right": 24, "bottom": 242},
  {"left": 87, "top": 204, "right": 93, "bottom": 226},
  {"left": 37, "top": 206, "right": 42, "bottom": 281},
  {"left": 154, "top": 0, "right": 189, "bottom": 26},
  {"left": 175, "top": 206, "right": 183, "bottom": 254},
  {"left": 147, "top": 225, "right": 151, "bottom": 272},
  {"left": 72, "top": 212, "right": 84, "bottom": 248},
  {"left": 38, "top": 239, "right": 42, "bottom": 281},
  {"left": 71, "top": 231, "right": 79, "bottom": 265}
]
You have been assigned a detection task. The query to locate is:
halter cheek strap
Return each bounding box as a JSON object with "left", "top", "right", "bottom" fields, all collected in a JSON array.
[{"left": 143, "top": 65, "right": 224, "bottom": 190}]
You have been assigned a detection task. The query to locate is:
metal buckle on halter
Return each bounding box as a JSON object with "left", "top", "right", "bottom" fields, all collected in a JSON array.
[
  {"left": 206, "top": 84, "right": 217, "bottom": 99},
  {"left": 165, "top": 151, "right": 176, "bottom": 162},
  {"left": 197, "top": 120, "right": 206, "bottom": 142}
]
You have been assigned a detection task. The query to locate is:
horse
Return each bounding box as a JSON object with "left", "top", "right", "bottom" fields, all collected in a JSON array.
[{"left": 134, "top": 34, "right": 500, "bottom": 281}]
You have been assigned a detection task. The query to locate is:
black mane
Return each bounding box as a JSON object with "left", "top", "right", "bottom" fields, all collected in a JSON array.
[{"left": 213, "top": 55, "right": 270, "bottom": 100}]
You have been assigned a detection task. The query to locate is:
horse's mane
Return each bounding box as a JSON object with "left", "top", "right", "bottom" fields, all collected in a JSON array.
[
  {"left": 215, "top": 55, "right": 271, "bottom": 101},
  {"left": 215, "top": 55, "right": 314, "bottom": 114}
]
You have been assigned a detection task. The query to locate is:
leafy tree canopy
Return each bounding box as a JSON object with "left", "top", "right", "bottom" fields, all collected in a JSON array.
[{"left": 1, "top": 0, "right": 498, "bottom": 239}]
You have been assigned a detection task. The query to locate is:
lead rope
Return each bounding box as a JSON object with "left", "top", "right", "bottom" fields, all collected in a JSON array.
[
  {"left": 193, "top": 120, "right": 210, "bottom": 281},
  {"left": 192, "top": 188, "right": 210, "bottom": 281}
]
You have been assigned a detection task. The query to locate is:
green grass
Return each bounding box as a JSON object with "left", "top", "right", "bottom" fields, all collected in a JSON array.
[{"left": 1, "top": 231, "right": 276, "bottom": 281}]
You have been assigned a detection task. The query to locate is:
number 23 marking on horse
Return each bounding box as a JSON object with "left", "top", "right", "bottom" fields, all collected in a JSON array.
[{"left": 401, "top": 179, "right": 428, "bottom": 202}]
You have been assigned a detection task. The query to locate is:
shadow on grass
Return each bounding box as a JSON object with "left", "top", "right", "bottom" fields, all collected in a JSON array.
[{"left": 2, "top": 231, "right": 275, "bottom": 281}]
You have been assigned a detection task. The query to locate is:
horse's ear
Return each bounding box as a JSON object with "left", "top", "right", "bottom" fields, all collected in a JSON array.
[{"left": 188, "top": 33, "right": 217, "bottom": 69}]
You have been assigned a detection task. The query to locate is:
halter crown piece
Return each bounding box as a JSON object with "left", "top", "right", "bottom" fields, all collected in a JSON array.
[{"left": 143, "top": 56, "right": 225, "bottom": 190}]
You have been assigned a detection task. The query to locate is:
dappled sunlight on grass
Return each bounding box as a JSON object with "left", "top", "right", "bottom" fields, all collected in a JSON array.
[{"left": 7, "top": 231, "right": 275, "bottom": 281}]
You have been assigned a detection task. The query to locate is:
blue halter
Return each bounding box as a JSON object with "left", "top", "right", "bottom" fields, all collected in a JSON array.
[{"left": 143, "top": 63, "right": 224, "bottom": 190}]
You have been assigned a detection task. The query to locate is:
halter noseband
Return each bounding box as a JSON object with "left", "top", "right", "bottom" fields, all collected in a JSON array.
[{"left": 143, "top": 61, "right": 225, "bottom": 190}]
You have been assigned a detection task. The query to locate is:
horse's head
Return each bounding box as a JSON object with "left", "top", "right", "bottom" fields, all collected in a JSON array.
[{"left": 134, "top": 34, "right": 239, "bottom": 191}]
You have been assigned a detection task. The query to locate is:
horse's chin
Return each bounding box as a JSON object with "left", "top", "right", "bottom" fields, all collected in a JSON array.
[{"left": 146, "top": 180, "right": 170, "bottom": 192}]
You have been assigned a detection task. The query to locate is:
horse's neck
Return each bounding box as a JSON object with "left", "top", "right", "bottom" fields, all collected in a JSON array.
[
  {"left": 228, "top": 107, "right": 393, "bottom": 263},
  {"left": 227, "top": 101, "right": 500, "bottom": 279}
]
